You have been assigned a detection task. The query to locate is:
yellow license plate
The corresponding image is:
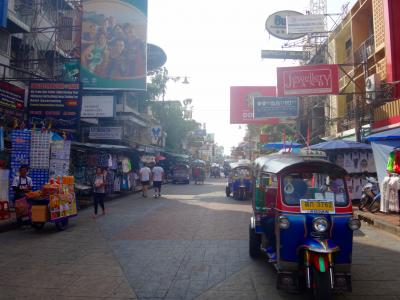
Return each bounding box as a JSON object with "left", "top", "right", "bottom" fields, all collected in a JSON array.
[{"left": 300, "top": 200, "right": 335, "bottom": 213}]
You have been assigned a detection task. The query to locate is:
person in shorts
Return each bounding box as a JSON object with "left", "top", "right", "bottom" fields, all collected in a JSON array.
[
  {"left": 152, "top": 163, "right": 164, "bottom": 198},
  {"left": 139, "top": 164, "right": 151, "bottom": 197}
]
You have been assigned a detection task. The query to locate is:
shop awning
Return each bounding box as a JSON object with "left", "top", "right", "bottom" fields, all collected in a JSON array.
[
  {"left": 310, "top": 140, "right": 371, "bottom": 150},
  {"left": 72, "top": 141, "right": 131, "bottom": 151},
  {"left": 365, "top": 127, "right": 400, "bottom": 142}
]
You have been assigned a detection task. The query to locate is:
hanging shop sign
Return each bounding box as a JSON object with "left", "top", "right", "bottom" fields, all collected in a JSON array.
[
  {"left": 265, "top": 10, "right": 305, "bottom": 40},
  {"left": 147, "top": 43, "right": 167, "bottom": 72},
  {"left": 230, "top": 86, "right": 279, "bottom": 124},
  {"left": 0, "top": 0, "right": 7, "bottom": 28},
  {"left": 0, "top": 81, "right": 25, "bottom": 118},
  {"left": 81, "top": 95, "right": 115, "bottom": 118},
  {"left": 261, "top": 49, "right": 310, "bottom": 60},
  {"left": 81, "top": 0, "right": 148, "bottom": 91},
  {"left": 253, "top": 96, "right": 299, "bottom": 122},
  {"left": 276, "top": 64, "right": 339, "bottom": 97},
  {"left": 286, "top": 14, "right": 326, "bottom": 34},
  {"left": 89, "top": 127, "right": 122, "bottom": 140},
  {"left": 150, "top": 126, "right": 162, "bottom": 146},
  {"left": 27, "top": 82, "right": 82, "bottom": 128}
]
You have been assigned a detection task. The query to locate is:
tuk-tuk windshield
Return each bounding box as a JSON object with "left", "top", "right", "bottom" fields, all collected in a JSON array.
[
  {"left": 282, "top": 172, "right": 349, "bottom": 207},
  {"left": 232, "top": 167, "right": 251, "bottom": 179}
]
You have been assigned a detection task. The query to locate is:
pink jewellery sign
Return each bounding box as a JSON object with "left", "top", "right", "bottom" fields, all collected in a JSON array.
[{"left": 277, "top": 64, "right": 339, "bottom": 96}]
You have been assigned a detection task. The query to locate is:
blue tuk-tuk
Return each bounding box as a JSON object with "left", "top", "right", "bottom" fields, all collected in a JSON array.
[
  {"left": 225, "top": 159, "right": 253, "bottom": 200},
  {"left": 250, "top": 152, "right": 361, "bottom": 299}
]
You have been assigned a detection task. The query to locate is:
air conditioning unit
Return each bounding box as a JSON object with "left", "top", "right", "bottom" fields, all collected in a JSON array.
[{"left": 365, "top": 74, "right": 381, "bottom": 104}]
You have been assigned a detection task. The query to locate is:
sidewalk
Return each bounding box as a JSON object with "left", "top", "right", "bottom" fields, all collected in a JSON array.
[{"left": 354, "top": 208, "right": 400, "bottom": 237}]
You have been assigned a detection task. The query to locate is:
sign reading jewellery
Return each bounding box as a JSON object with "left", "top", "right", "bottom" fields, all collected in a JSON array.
[{"left": 277, "top": 64, "right": 339, "bottom": 97}]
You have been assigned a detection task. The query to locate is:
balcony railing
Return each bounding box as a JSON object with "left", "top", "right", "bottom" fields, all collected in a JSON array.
[{"left": 354, "top": 34, "right": 375, "bottom": 63}]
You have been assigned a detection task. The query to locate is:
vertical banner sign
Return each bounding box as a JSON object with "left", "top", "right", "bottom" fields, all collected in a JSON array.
[
  {"left": 230, "top": 86, "right": 278, "bottom": 124},
  {"left": 277, "top": 64, "right": 339, "bottom": 97},
  {"left": 0, "top": 0, "right": 8, "bottom": 28},
  {"left": 28, "top": 82, "right": 81, "bottom": 128},
  {"left": 81, "top": 0, "right": 148, "bottom": 90}
]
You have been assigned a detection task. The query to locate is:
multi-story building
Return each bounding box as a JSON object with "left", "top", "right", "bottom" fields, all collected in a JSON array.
[{"left": 325, "top": 0, "right": 400, "bottom": 139}]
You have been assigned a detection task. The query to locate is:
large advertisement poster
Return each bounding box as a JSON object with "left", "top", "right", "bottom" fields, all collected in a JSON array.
[
  {"left": 277, "top": 64, "right": 339, "bottom": 97},
  {"left": 81, "top": 0, "right": 147, "bottom": 90},
  {"left": 230, "top": 86, "right": 278, "bottom": 124},
  {"left": 253, "top": 96, "right": 299, "bottom": 122}
]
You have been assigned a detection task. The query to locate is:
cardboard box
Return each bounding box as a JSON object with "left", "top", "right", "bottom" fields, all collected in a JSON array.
[{"left": 31, "top": 205, "right": 48, "bottom": 222}]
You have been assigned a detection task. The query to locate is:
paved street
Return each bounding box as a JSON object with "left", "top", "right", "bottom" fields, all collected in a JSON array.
[{"left": 1, "top": 178, "right": 400, "bottom": 300}]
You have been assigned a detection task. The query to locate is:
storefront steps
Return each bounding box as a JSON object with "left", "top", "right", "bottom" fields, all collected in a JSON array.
[{"left": 354, "top": 209, "right": 400, "bottom": 237}]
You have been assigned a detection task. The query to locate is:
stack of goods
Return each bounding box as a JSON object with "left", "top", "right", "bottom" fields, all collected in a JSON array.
[
  {"left": 9, "top": 130, "right": 31, "bottom": 200},
  {"left": 30, "top": 131, "right": 50, "bottom": 169},
  {"left": 381, "top": 150, "right": 400, "bottom": 213},
  {"left": 46, "top": 176, "right": 77, "bottom": 220},
  {"left": 29, "top": 169, "right": 49, "bottom": 192}
]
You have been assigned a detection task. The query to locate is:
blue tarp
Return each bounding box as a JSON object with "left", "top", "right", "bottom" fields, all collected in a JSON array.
[
  {"left": 262, "top": 141, "right": 302, "bottom": 150},
  {"left": 310, "top": 140, "right": 371, "bottom": 151},
  {"left": 365, "top": 127, "right": 400, "bottom": 141}
]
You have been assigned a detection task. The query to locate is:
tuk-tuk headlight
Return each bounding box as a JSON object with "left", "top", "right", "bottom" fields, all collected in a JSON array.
[
  {"left": 278, "top": 216, "right": 290, "bottom": 230},
  {"left": 312, "top": 217, "right": 329, "bottom": 233},
  {"left": 348, "top": 218, "right": 361, "bottom": 231}
]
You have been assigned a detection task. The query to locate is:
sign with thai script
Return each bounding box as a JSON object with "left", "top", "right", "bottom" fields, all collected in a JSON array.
[
  {"left": 261, "top": 50, "right": 310, "bottom": 60},
  {"left": 253, "top": 96, "right": 299, "bottom": 121},
  {"left": 89, "top": 127, "right": 122, "bottom": 140},
  {"left": 28, "top": 82, "right": 81, "bottom": 128},
  {"left": 286, "top": 14, "right": 325, "bottom": 34},
  {"left": 0, "top": 0, "right": 8, "bottom": 28},
  {"left": 81, "top": 95, "right": 115, "bottom": 118},
  {"left": 277, "top": 64, "right": 339, "bottom": 96}
]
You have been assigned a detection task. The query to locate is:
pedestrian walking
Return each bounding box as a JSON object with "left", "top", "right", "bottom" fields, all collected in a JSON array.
[
  {"left": 139, "top": 164, "right": 151, "bottom": 197},
  {"left": 152, "top": 163, "right": 164, "bottom": 198},
  {"left": 92, "top": 167, "right": 106, "bottom": 218}
]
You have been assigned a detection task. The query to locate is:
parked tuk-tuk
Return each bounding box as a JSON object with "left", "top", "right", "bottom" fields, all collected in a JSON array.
[
  {"left": 210, "top": 163, "right": 221, "bottom": 178},
  {"left": 171, "top": 164, "right": 190, "bottom": 184},
  {"left": 225, "top": 159, "right": 253, "bottom": 200},
  {"left": 249, "top": 151, "right": 360, "bottom": 299}
]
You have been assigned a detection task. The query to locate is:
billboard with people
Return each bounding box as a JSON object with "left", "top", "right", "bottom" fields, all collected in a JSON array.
[{"left": 81, "top": 0, "right": 147, "bottom": 90}]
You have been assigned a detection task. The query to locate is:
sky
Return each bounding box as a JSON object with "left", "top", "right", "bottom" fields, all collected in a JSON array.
[{"left": 147, "top": 0, "right": 353, "bottom": 154}]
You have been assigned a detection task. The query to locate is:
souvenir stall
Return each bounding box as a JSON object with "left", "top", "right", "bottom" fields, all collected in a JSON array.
[
  {"left": 310, "top": 140, "right": 376, "bottom": 201},
  {"left": 71, "top": 142, "right": 140, "bottom": 205},
  {"left": 365, "top": 128, "right": 400, "bottom": 213},
  {"left": 8, "top": 129, "right": 77, "bottom": 229}
]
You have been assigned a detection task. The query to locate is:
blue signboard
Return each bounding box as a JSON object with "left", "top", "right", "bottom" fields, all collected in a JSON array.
[
  {"left": 253, "top": 96, "right": 299, "bottom": 119},
  {"left": 0, "top": 0, "right": 8, "bottom": 28}
]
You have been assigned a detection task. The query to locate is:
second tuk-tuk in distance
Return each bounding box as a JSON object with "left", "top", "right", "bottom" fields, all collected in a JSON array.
[
  {"left": 249, "top": 151, "right": 361, "bottom": 300},
  {"left": 225, "top": 159, "right": 253, "bottom": 200}
]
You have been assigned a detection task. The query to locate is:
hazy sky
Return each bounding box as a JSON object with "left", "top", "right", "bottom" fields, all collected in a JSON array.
[{"left": 147, "top": 0, "right": 353, "bottom": 153}]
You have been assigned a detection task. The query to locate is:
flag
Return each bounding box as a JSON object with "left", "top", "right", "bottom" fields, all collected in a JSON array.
[
  {"left": 282, "top": 129, "right": 286, "bottom": 150},
  {"left": 307, "top": 125, "right": 311, "bottom": 148}
]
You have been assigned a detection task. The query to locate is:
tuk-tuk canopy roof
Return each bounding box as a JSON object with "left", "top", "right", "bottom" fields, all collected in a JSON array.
[
  {"left": 254, "top": 153, "right": 347, "bottom": 176},
  {"left": 230, "top": 159, "right": 252, "bottom": 170}
]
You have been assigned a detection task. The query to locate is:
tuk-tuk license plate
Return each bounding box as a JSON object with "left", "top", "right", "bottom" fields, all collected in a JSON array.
[{"left": 300, "top": 200, "right": 335, "bottom": 214}]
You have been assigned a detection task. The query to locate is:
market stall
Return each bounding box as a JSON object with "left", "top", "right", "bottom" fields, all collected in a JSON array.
[
  {"left": 310, "top": 140, "right": 376, "bottom": 201},
  {"left": 365, "top": 128, "right": 400, "bottom": 213}
]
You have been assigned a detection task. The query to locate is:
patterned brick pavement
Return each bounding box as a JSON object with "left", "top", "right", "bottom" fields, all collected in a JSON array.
[{"left": 1, "top": 179, "right": 400, "bottom": 300}]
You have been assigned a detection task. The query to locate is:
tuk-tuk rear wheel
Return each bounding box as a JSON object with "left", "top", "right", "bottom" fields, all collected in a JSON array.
[
  {"left": 31, "top": 222, "right": 45, "bottom": 230},
  {"left": 249, "top": 225, "right": 261, "bottom": 258},
  {"left": 313, "top": 268, "right": 332, "bottom": 300}
]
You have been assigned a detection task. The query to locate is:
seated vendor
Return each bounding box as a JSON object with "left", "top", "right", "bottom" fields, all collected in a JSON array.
[{"left": 12, "top": 165, "right": 33, "bottom": 200}]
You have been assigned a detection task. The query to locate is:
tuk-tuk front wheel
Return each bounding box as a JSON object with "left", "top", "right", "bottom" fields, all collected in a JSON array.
[
  {"left": 55, "top": 219, "right": 69, "bottom": 231},
  {"left": 31, "top": 222, "right": 45, "bottom": 230},
  {"left": 226, "top": 187, "right": 230, "bottom": 197},
  {"left": 249, "top": 225, "right": 261, "bottom": 258},
  {"left": 313, "top": 268, "right": 332, "bottom": 300}
]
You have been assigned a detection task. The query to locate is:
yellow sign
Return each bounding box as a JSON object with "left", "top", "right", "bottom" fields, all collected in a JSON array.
[{"left": 300, "top": 200, "right": 335, "bottom": 214}]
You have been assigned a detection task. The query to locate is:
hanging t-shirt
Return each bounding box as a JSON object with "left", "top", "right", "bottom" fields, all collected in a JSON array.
[
  {"left": 359, "top": 152, "right": 369, "bottom": 173},
  {"left": 387, "top": 152, "right": 395, "bottom": 172},
  {"left": 351, "top": 153, "right": 360, "bottom": 173},
  {"left": 122, "top": 158, "right": 131, "bottom": 173},
  {"left": 388, "top": 176, "right": 400, "bottom": 212},
  {"left": 381, "top": 176, "right": 391, "bottom": 213},
  {"left": 367, "top": 152, "right": 376, "bottom": 173},
  {"left": 344, "top": 153, "right": 354, "bottom": 173},
  {"left": 394, "top": 151, "right": 400, "bottom": 174}
]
